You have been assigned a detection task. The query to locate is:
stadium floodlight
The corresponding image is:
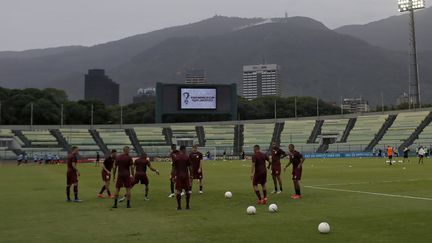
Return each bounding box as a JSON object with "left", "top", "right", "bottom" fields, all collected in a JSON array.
[
  {"left": 397, "top": 0, "right": 425, "bottom": 109},
  {"left": 398, "top": 0, "right": 425, "bottom": 12}
]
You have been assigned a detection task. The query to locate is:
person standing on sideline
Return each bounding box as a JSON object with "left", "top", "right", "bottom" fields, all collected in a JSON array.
[
  {"left": 403, "top": 147, "right": 410, "bottom": 163},
  {"left": 418, "top": 146, "right": 425, "bottom": 165},
  {"left": 66, "top": 146, "right": 81, "bottom": 202},
  {"left": 95, "top": 152, "right": 100, "bottom": 167}
]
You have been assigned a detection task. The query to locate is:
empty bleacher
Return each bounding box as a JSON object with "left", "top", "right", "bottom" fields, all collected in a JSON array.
[
  {"left": 375, "top": 111, "right": 429, "bottom": 151},
  {"left": 318, "top": 119, "right": 349, "bottom": 142},
  {"left": 60, "top": 128, "right": 100, "bottom": 157},
  {"left": 20, "top": 130, "right": 65, "bottom": 157},
  {"left": 280, "top": 120, "right": 317, "bottom": 153},
  {"left": 243, "top": 123, "right": 275, "bottom": 154},
  {"left": 97, "top": 128, "right": 136, "bottom": 156},
  {"left": 203, "top": 124, "right": 235, "bottom": 154},
  {"left": 327, "top": 115, "right": 388, "bottom": 152},
  {"left": 410, "top": 115, "right": 432, "bottom": 148},
  {"left": 171, "top": 125, "right": 198, "bottom": 145},
  {"left": 134, "top": 127, "right": 170, "bottom": 156}
]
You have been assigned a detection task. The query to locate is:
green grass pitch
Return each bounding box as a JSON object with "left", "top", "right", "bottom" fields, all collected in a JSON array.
[{"left": 1, "top": 158, "right": 432, "bottom": 243}]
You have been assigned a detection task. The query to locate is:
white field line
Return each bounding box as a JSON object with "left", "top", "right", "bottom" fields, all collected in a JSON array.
[
  {"left": 307, "top": 178, "right": 432, "bottom": 187},
  {"left": 305, "top": 186, "right": 432, "bottom": 201}
]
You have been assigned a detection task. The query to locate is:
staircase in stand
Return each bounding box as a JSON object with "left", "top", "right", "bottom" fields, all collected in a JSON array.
[
  {"left": 195, "top": 126, "right": 205, "bottom": 147},
  {"left": 364, "top": 114, "right": 397, "bottom": 152},
  {"left": 308, "top": 120, "right": 324, "bottom": 143},
  {"left": 89, "top": 129, "right": 109, "bottom": 155},
  {"left": 340, "top": 118, "right": 357, "bottom": 143},
  {"left": 12, "top": 130, "right": 31, "bottom": 147},
  {"left": 125, "top": 128, "right": 143, "bottom": 155},
  {"left": 399, "top": 112, "right": 432, "bottom": 150},
  {"left": 50, "top": 129, "right": 71, "bottom": 151}
]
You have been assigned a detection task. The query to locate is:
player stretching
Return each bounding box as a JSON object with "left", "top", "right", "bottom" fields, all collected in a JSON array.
[
  {"left": 251, "top": 145, "right": 270, "bottom": 205},
  {"left": 131, "top": 152, "right": 160, "bottom": 201},
  {"left": 168, "top": 144, "right": 179, "bottom": 198},
  {"left": 190, "top": 145, "right": 204, "bottom": 194},
  {"left": 98, "top": 149, "right": 117, "bottom": 199},
  {"left": 269, "top": 142, "right": 287, "bottom": 194},
  {"left": 112, "top": 146, "right": 134, "bottom": 208},
  {"left": 66, "top": 146, "right": 81, "bottom": 202},
  {"left": 284, "top": 144, "right": 305, "bottom": 199},
  {"left": 172, "top": 145, "right": 192, "bottom": 210}
]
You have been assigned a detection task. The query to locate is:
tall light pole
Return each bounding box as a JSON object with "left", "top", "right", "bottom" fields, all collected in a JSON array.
[{"left": 398, "top": 0, "right": 425, "bottom": 109}]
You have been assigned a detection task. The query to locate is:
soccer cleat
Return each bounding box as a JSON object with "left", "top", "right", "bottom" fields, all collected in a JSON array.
[
  {"left": 277, "top": 190, "right": 282, "bottom": 194},
  {"left": 73, "top": 198, "right": 82, "bottom": 203},
  {"left": 112, "top": 205, "right": 118, "bottom": 208},
  {"left": 186, "top": 206, "right": 190, "bottom": 210},
  {"left": 144, "top": 197, "right": 150, "bottom": 201},
  {"left": 177, "top": 207, "right": 182, "bottom": 210},
  {"left": 292, "top": 195, "right": 302, "bottom": 199},
  {"left": 108, "top": 195, "right": 114, "bottom": 199},
  {"left": 262, "top": 197, "right": 268, "bottom": 205},
  {"left": 257, "top": 199, "right": 263, "bottom": 205},
  {"left": 119, "top": 196, "right": 126, "bottom": 202},
  {"left": 168, "top": 193, "right": 175, "bottom": 198},
  {"left": 199, "top": 191, "right": 203, "bottom": 194},
  {"left": 181, "top": 192, "right": 185, "bottom": 196},
  {"left": 65, "top": 199, "right": 72, "bottom": 202},
  {"left": 97, "top": 194, "right": 105, "bottom": 199},
  {"left": 127, "top": 204, "right": 131, "bottom": 208},
  {"left": 271, "top": 190, "right": 277, "bottom": 194}
]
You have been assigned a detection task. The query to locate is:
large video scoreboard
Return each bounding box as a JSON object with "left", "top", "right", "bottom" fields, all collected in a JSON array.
[{"left": 155, "top": 83, "right": 237, "bottom": 123}]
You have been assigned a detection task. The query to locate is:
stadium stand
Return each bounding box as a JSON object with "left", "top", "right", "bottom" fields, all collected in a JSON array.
[
  {"left": 327, "top": 115, "right": 388, "bottom": 152},
  {"left": 60, "top": 128, "right": 100, "bottom": 157},
  {"left": 280, "top": 120, "right": 318, "bottom": 153},
  {"left": 375, "top": 111, "right": 430, "bottom": 151},
  {"left": 171, "top": 125, "right": 199, "bottom": 145},
  {"left": 97, "top": 128, "right": 136, "bottom": 156},
  {"left": 243, "top": 123, "right": 275, "bottom": 154},
  {"left": 20, "top": 130, "right": 65, "bottom": 158},
  {"left": 203, "top": 124, "right": 235, "bottom": 155},
  {"left": 134, "top": 127, "right": 170, "bottom": 156}
]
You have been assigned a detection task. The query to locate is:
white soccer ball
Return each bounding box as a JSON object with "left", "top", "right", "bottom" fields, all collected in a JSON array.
[
  {"left": 224, "top": 191, "right": 232, "bottom": 199},
  {"left": 268, "top": 204, "right": 278, "bottom": 212},
  {"left": 318, "top": 222, "right": 331, "bottom": 234},
  {"left": 246, "top": 206, "right": 256, "bottom": 215}
]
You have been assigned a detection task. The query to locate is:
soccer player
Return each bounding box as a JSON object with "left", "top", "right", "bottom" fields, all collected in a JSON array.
[
  {"left": 172, "top": 145, "right": 192, "bottom": 210},
  {"left": 403, "top": 147, "right": 410, "bottom": 163},
  {"left": 418, "top": 146, "right": 425, "bottom": 165},
  {"left": 95, "top": 152, "right": 100, "bottom": 167},
  {"left": 284, "top": 144, "right": 305, "bottom": 199},
  {"left": 189, "top": 145, "right": 204, "bottom": 194},
  {"left": 131, "top": 152, "right": 160, "bottom": 201},
  {"left": 112, "top": 146, "right": 134, "bottom": 208},
  {"left": 168, "top": 144, "right": 179, "bottom": 198},
  {"left": 387, "top": 145, "right": 394, "bottom": 165},
  {"left": 17, "top": 153, "right": 23, "bottom": 166},
  {"left": 251, "top": 145, "right": 270, "bottom": 205},
  {"left": 66, "top": 146, "right": 81, "bottom": 202},
  {"left": 98, "top": 149, "right": 117, "bottom": 199},
  {"left": 269, "top": 142, "right": 287, "bottom": 194}
]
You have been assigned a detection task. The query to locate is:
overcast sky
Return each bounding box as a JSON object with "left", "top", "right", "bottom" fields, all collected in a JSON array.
[{"left": 0, "top": 0, "right": 430, "bottom": 51}]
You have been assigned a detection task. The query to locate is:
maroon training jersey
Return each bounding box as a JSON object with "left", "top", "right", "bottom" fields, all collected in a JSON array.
[
  {"left": 170, "top": 150, "right": 180, "bottom": 160},
  {"left": 67, "top": 153, "right": 78, "bottom": 172},
  {"left": 271, "top": 147, "right": 287, "bottom": 165},
  {"left": 135, "top": 157, "right": 150, "bottom": 175},
  {"left": 103, "top": 156, "right": 115, "bottom": 171},
  {"left": 116, "top": 154, "right": 133, "bottom": 177},
  {"left": 289, "top": 150, "right": 304, "bottom": 168},
  {"left": 189, "top": 151, "right": 203, "bottom": 171},
  {"left": 252, "top": 151, "right": 269, "bottom": 175},
  {"left": 172, "top": 153, "right": 191, "bottom": 180}
]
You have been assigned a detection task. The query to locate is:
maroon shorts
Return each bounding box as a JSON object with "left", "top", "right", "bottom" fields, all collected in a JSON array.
[
  {"left": 66, "top": 170, "right": 78, "bottom": 185},
  {"left": 388, "top": 155, "right": 393, "bottom": 160},
  {"left": 170, "top": 172, "right": 176, "bottom": 180},
  {"left": 133, "top": 174, "right": 149, "bottom": 185},
  {"left": 101, "top": 170, "right": 111, "bottom": 182},
  {"left": 253, "top": 172, "right": 267, "bottom": 186},
  {"left": 271, "top": 164, "right": 281, "bottom": 176},
  {"left": 116, "top": 175, "right": 132, "bottom": 188},
  {"left": 292, "top": 167, "right": 302, "bottom": 181},
  {"left": 192, "top": 169, "right": 203, "bottom": 180},
  {"left": 175, "top": 177, "right": 191, "bottom": 191}
]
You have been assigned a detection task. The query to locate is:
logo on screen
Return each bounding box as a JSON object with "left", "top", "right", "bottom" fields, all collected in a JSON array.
[{"left": 183, "top": 92, "right": 190, "bottom": 105}]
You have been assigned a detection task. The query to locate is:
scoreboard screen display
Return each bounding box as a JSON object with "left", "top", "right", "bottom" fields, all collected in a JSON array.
[{"left": 180, "top": 88, "right": 217, "bottom": 110}]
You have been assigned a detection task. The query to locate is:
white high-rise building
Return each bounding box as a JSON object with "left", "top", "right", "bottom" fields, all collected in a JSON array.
[{"left": 242, "top": 64, "right": 281, "bottom": 100}]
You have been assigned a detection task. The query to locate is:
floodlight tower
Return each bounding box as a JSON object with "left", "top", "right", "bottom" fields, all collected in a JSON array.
[{"left": 398, "top": 0, "right": 425, "bottom": 109}]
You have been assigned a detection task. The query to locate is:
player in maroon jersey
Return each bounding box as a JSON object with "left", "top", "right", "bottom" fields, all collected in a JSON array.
[
  {"left": 112, "top": 146, "right": 134, "bottom": 208},
  {"left": 131, "top": 152, "right": 160, "bottom": 201},
  {"left": 172, "top": 145, "right": 192, "bottom": 210},
  {"left": 251, "top": 145, "right": 270, "bottom": 205},
  {"left": 269, "top": 142, "right": 287, "bottom": 194},
  {"left": 189, "top": 144, "right": 204, "bottom": 194},
  {"left": 66, "top": 146, "right": 81, "bottom": 202},
  {"left": 284, "top": 144, "right": 305, "bottom": 199},
  {"left": 168, "top": 144, "right": 179, "bottom": 198},
  {"left": 97, "top": 149, "right": 117, "bottom": 199}
]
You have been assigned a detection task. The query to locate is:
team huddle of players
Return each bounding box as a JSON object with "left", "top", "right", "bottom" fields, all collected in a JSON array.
[{"left": 65, "top": 142, "right": 305, "bottom": 209}]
